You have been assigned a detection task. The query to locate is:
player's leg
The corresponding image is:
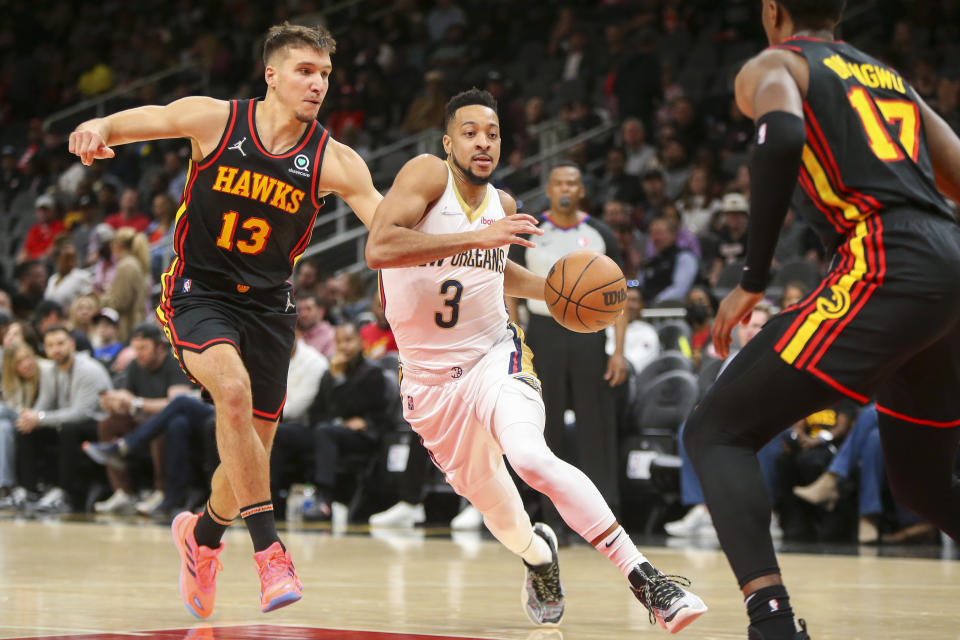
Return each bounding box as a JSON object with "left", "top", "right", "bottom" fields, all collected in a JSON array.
[
  {"left": 494, "top": 380, "right": 706, "bottom": 632},
  {"left": 875, "top": 324, "right": 960, "bottom": 541},
  {"left": 683, "top": 318, "right": 844, "bottom": 639},
  {"left": 459, "top": 459, "right": 565, "bottom": 625}
]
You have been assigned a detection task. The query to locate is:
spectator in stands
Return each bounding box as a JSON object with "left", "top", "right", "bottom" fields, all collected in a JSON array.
[
  {"left": 297, "top": 294, "right": 335, "bottom": 359},
  {"left": 1, "top": 145, "right": 24, "bottom": 210},
  {"left": 11, "top": 260, "right": 48, "bottom": 321},
  {"left": 705, "top": 192, "right": 750, "bottom": 287},
  {"left": 148, "top": 193, "right": 176, "bottom": 282},
  {"left": 641, "top": 216, "right": 698, "bottom": 304},
  {"left": 69, "top": 194, "right": 102, "bottom": 264},
  {"left": 101, "top": 228, "right": 150, "bottom": 342},
  {"left": 69, "top": 294, "right": 100, "bottom": 347},
  {"left": 637, "top": 168, "right": 670, "bottom": 227},
  {"left": 90, "top": 323, "right": 193, "bottom": 514},
  {"left": 775, "top": 403, "right": 857, "bottom": 541},
  {"left": 293, "top": 258, "right": 323, "bottom": 299},
  {"left": 620, "top": 118, "right": 657, "bottom": 177},
  {"left": 275, "top": 322, "right": 389, "bottom": 522},
  {"left": 666, "top": 304, "right": 779, "bottom": 538},
  {"left": 779, "top": 281, "right": 809, "bottom": 311},
  {"left": 656, "top": 204, "right": 701, "bottom": 257},
  {"left": 360, "top": 295, "right": 398, "bottom": 360},
  {"left": 104, "top": 188, "right": 150, "bottom": 233},
  {"left": 0, "top": 341, "right": 51, "bottom": 502},
  {"left": 602, "top": 200, "right": 644, "bottom": 279},
  {"left": 596, "top": 147, "right": 644, "bottom": 206},
  {"left": 15, "top": 326, "right": 112, "bottom": 512},
  {"left": 283, "top": 328, "right": 328, "bottom": 426},
  {"left": 607, "top": 285, "right": 660, "bottom": 375},
  {"left": 17, "top": 194, "right": 64, "bottom": 264},
  {"left": 44, "top": 242, "right": 93, "bottom": 309},
  {"left": 90, "top": 223, "right": 117, "bottom": 295},
  {"left": 401, "top": 70, "right": 447, "bottom": 135},
  {"left": 793, "top": 404, "right": 940, "bottom": 544},
  {"left": 91, "top": 307, "right": 124, "bottom": 368},
  {"left": 660, "top": 138, "right": 691, "bottom": 201},
  {"left": 32, "top": 300, "right": 93, "bottom": 354},
  {"left": 686, "top": 285, "right": 717, "bottom": 370},
  {"left": 675, "top": 166, "right": 721, "bottom": 237},
  {"left": 427, "top": 0, "right": 466, "bottom": 42}
]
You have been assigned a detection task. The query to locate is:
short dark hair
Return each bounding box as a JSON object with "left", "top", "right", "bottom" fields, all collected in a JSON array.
[
  {"left": 550, "top": 160, "right": 583, "bottom": 175},
  {"left": 131, "top": 322, "right": 164, "bottom": 344},
  {"left": 42, "top": 325, "right": 72, "bottom": 341},
  {"left": 777, "top": 0, "right": 846, "bottom": 29},
  {"left": 33, "top": 299, "right": 65, "bottom": 320},
  {"left": 263, "top": 22, "right": 337, "bottom": 66},
  {"left": 443, "top": 88, "right": 498, "bottom": 132}
]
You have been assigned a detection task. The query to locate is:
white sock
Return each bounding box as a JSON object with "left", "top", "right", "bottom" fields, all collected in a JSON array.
[
  {"left": 519, "top": 530, "right": 553, "bottom": 566},
  {"left": 593, "top": 525, "right": 647, "bottom": 578}
]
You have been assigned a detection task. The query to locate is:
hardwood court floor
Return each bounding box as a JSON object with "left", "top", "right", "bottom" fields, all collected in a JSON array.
[{"left": 1, "top": 518, "right": 958, "bottom": 640}]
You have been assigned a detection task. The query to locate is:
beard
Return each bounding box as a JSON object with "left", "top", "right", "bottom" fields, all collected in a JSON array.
[{"left": 450, "top": 151, "right": 490, "bottom": 186}]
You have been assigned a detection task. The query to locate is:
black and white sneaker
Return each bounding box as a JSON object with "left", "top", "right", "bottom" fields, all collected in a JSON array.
[
  {"left": 629, "top": 562, "right": 707, "bottom": 633},
  {"left": 748, "top": 618, "right": 811, "bottom": 639},
  {"left": 521, "top": 523, "right": 565, "bottom": 625}
]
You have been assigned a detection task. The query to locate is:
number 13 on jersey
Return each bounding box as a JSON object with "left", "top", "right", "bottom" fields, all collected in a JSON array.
[{"left": 216, "top": 211, "right": 272, "bottom": 255}]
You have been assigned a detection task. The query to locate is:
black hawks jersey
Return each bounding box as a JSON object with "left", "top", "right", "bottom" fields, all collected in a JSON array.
[
  {"left": 770, "top": 37, "right": 954, "bottom": 250},
  {"left": 163, "top": 98, "right": 329, "bottom": 294}
]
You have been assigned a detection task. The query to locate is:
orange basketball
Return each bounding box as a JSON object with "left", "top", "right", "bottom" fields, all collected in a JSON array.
[{"left": 544, "top": 250, "right": 626, "bottom": 333}]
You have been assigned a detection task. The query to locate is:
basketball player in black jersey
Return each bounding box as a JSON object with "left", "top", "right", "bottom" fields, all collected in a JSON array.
[
  {"left": 69, "top": 23, "right": 382, "bottom": 617},
  {"left": 682, "top": 1, "right": 960, "bottom": 638}
]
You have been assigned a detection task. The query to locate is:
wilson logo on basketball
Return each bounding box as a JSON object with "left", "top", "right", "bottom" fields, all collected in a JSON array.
[{"left": 603, "top": 288, "right": 627, "bottom": 307}]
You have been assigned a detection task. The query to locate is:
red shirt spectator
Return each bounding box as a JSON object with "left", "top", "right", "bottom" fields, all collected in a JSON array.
[
  {"left": 19, "top": 194, "right": 65, "bottom": 262},
  {"left": 105, "top": 188, "right": 151, "bottom": 232},
  {"left": 360, "top": 322, "right": 398, "bottom": 359}
]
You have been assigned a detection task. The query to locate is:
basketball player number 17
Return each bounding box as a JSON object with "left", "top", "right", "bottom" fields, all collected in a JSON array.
[{"left": 847, "top": 86, "right": 920, "bottom": 163}]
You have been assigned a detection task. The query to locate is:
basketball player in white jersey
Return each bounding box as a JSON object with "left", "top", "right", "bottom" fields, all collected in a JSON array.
[{"left": 366, "top": 89, "right": 707, "bottom": 632}]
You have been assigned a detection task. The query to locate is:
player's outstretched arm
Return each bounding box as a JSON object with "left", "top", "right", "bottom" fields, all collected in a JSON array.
[
  {"left": 69, "top": 96, "right": 229, "bottom": 166},
  {"left": 365, "top": 155, "right": 542, "bottom": 269},
  {"left": 918, "top": 97, "right": 960, "bottom": 206},
  {"left": 714, "top": 51, "right": 806, "bottom": 358},
  {"left": 504, "top": 260, "right": 545, "bottom": 301},
  {"left": 318, "top": 139, "right": 382, "bottom": 229}
]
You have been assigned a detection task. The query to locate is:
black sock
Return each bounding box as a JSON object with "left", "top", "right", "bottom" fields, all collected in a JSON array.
[
  {"left": 746, "top": 585, "right": 796, "bottom": 639},
  {"left": 240, "top": 501, "right": 281, "bottom": 552},
  {"left": 193, "top": 501, "right": 231, "bottom": 549}
]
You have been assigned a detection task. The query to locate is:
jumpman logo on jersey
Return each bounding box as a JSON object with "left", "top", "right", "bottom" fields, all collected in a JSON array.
[
  {"left": 284, "top": 292, "right": 296, "bottom": 312},
  {"left": 229, "top": 137, "right": 247, "bottom": 157}
]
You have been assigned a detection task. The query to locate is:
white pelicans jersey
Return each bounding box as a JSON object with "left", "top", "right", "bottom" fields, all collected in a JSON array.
[{"left": 380, "top": 165, "right": 510, "bottom": 373}]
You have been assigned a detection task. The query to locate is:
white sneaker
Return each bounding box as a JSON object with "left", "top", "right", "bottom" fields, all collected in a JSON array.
[
  {"left": 94, "top": 489, "right": 136, "bottom": 514},
  {"left": 369, "top": 501, "right": 425, "bottom": 528},
  {"left": 663, "top": 504, "right": 713, "bottom": 537},
  {"left": 451, "top": 504, "right": 483, "bottom": 530},
  {"left": 33, "top": 487, "right": 69, "bottom": 513},
  {"left": 135, "top": 489, "right": 164, "bottom": 515}
]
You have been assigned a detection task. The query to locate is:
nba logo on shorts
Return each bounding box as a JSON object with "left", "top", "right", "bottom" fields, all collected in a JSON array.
[
  {"left": 768, "top": 599, "right": 779, "bottom": 612},
  {"left": 182, "top": 279, "right": 192, "bottom": 293},
  {"left": 407, "top": 395, "right": 414, "bottom": 410}
]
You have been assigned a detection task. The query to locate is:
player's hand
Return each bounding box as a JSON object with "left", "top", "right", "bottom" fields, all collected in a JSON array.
[
  {"left": 604, "top": 353, "right": 629, "bottom": 387},
  {"left": 712, "top": 285, "right": 766, "bottom": 359},
  {"left": 69, "top": 129, "right": 115, "bottom": 166},
  {"left": 473, "top": 214, "right": 542, "bottom": 250}
]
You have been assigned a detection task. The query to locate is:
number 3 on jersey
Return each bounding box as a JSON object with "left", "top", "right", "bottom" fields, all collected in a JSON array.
[
  {"left": 847, "top": 86, "right": 920, "bottom": 163},
  {"left": 435, "top": 279, "right": 463, "bottom": 329},
  {"left": 216, "top": 211, "right": 272, "bottom": 255}
]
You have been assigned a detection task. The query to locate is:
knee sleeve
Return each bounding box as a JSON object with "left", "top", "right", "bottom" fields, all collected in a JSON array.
[{"left": 462, "top": 462, "right": 533, "bottom": 555}]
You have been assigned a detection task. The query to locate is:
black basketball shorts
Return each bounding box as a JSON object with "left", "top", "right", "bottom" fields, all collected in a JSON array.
[
  {"left": 156, "top": 276, "right": 297, "bottom": 420},
  {"left": 769, "top": 209, "right": 960, "bottom": 427}
]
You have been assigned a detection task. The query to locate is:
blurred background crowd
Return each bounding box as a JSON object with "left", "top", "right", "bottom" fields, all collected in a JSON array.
[{"left": 0, "top": 0, "right": 958, "bottom": 547}]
